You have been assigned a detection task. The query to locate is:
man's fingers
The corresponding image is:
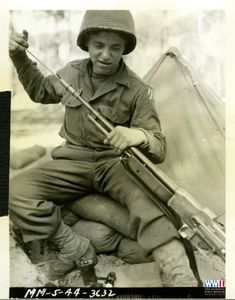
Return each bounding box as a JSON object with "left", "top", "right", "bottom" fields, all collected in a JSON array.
[
  {"left": 110, "top": 135, "right": 121, "bottom": 145},
  {"left": 104, "top": 127, "right": 145, "bottom": 151},
  {"left": 13, "top": 35, "right": 29, "bottom": 48},
  {"left": 23, "top": 29, "right": 29, "bottom": 40},
  {"left": 104, "top": 132, "right": 120, "bottom": 145},
  {"left": 9, "top": 44, "right": 17, "bottom": 51},
  {"left": 114, "top": 140, "right": 128, "bottom": 153},
  {"left": 9, "top": 39, "right": 27, "bottom": 52},
  {"left": 116, "top": 141, "right": 127, "bottom": 152},
  {"left": 104, "top": 133, "right": 129, "bottom": 152},
  {"left": 104, "top": 130, "right": 117, "bottom": 144},
  {"left": 105, "top": 130, "right": 115, "bottom": 141}
]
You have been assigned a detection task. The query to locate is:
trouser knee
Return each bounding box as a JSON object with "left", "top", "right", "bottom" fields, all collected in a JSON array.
[
  {"left": 9, "top": 176, "right": 24, "bottom": 211},
  {"left": 9, "top": 175, "right": 32, "bottom": 210}
]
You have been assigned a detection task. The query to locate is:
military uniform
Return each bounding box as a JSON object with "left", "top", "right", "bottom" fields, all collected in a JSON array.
[{"left": 10, "top": 51, "right": 179, "bottom": 253}]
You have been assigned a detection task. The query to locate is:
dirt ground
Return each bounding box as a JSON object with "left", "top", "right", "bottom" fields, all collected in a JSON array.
[
  {"left": 10, "top": 227, "right": 126, "bottom": 288},
  {"left": 10, "top": 222, "right": 225, "bottom": 288}
]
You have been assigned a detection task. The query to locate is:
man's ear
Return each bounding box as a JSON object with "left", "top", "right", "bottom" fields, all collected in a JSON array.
[
  {"left": 84, "top": 34, "right": 89, "bottom": 48},
  {"left": 119, "top": 33, "right": 128, "bottom": 55}
]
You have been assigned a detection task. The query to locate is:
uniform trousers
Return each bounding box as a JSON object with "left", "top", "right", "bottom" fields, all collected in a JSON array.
[{"left": 10, "top": 145, "right": 179, "bottom": 254}]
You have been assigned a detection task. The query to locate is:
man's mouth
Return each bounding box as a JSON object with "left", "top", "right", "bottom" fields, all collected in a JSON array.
[{"left": 97, "top": 61, "right": 112, "bottom": 66}]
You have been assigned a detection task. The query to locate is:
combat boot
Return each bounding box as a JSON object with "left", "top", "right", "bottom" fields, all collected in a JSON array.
[
  {"left": 153, "top": 239, "right": 198, "bottom": 287},
  {"left": 47, "top": 221, "right": 97, "bottom": 280}
]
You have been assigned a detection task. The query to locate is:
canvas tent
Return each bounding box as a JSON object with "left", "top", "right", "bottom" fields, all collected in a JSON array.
[{"left": 144, "top": 48, "right": 225, "bottom": 219}]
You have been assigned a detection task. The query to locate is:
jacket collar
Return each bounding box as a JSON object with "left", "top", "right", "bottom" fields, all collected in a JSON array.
[
  {"left": 113, "top": 60, "right": 130, "bottom": 88},
  {"left": 71, "top": 58, "right": 130, "bottom": 88}
]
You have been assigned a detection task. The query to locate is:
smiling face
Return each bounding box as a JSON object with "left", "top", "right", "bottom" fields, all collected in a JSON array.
[{"left": 86, "top": 31, "right": 126, "bottom": 75}]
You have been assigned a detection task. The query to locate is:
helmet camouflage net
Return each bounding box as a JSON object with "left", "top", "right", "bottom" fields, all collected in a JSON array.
[{"left": 77, "top": 10, "right": 137, "bottom": 55}]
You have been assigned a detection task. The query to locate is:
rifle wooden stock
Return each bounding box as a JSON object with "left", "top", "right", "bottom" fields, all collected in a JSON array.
[{"left": 121, "top": 152, "right": 225, "bottom": 261}]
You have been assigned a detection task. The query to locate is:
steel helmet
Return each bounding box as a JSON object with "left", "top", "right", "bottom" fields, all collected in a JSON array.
[{"left": 77, "top": 10, "right": 136, "bottom": 55}]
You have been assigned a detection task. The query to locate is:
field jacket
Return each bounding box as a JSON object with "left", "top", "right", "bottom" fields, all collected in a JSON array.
[{"left": 11, "top": 52, "right": 166, "bottom": 163}]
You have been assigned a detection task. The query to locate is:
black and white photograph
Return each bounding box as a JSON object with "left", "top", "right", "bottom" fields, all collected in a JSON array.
[{"left": 1, "top": 0, "right": 234, "bottom": 298}]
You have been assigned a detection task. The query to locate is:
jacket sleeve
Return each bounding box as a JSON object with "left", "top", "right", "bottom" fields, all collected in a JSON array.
[
  {"left": 130, "top": 85, "right": 167, "bottom": 164},
  {"left": 10, "top": 52, "right": 62, "bottom": 104}
]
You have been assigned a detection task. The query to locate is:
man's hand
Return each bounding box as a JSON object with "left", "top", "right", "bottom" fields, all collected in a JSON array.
[
  {"left": 45, "top": 75, "right": 66, "bottom": 98},
  {"left": 104, "top": 126, "right": 147, "bottom": 153},
  {"left": 9, "top": 30, "right": 29, "bottom": 56}
]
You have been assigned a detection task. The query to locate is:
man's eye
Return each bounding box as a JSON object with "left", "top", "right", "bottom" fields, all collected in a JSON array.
[
  {"left": 112, "top": 47, "right": 121, "bottom": 51},
  {"left": 94, "top": 43, "right": 103, "bottom": 48}
]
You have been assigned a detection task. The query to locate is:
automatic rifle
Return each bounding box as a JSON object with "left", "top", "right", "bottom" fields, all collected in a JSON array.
[{"left": 26, "top": 49, "right": 225, "bottom": 262}]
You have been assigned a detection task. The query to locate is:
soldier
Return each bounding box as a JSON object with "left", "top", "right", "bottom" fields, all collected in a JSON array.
[{"left": 9, "top": 10, "right": 198, "bottom": 286}]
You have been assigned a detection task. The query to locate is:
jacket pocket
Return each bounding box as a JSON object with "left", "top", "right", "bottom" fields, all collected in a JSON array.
[
  {"left": 61, "top": 91, "right": 82, "bottom": 108},
  {"left": 61, "top": 92, "right": 83, "bottom": 138},
  {"left": 98, "top": 105, "right": 130, "bottom": 125}
]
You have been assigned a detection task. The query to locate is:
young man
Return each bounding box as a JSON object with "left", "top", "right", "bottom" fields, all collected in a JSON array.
[{"left": 9, "top": 10, "right": 198, "bottom": 286}]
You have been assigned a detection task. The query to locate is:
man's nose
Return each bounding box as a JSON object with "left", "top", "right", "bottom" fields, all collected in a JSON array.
[{"left": 101, "top": 47, "right": 111, "bottom": 60}]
